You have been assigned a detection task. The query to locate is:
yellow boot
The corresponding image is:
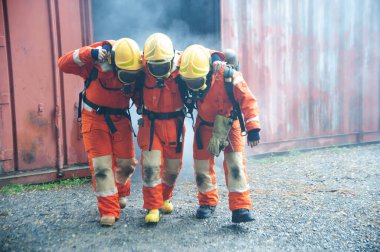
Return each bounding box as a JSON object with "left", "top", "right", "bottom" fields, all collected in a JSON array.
[
  {"left": 162, "top": 200, "right": 174, "bottom": 214},
  {"left": 145, "top": 209, "right": 161, "bottom": 223},
  {"left": 100, "top": 216, "right": 115, "bottom": 226}
]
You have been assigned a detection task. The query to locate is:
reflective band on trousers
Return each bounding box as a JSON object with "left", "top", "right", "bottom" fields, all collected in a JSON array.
[
  {"left": 142, "top": 150, "right": 161, "bottom": 187},
  {"left": 225, "top": 152, "right": 249, "bottom": 192},
  {"left": 92, "top": 155, "right": 118, "bottom": 197},
  {"left": 194, "top": 159, "right": 216, "bottom": 193}
]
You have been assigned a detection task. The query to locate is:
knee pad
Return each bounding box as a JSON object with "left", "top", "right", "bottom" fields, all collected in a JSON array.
[
  {"left": 194, "top": 159, "right": 216, "bottom": 193},
  {"left": 115, "top": 158, "right": 138, "bottom": 184},
  {"left": 225, "top": 152, "right": 249, "bottom": 192},
  {"left": 142, "top": 150, "right": 161, "bottom": 187},
  {"left": 162, "top": 158, "right": 181, "bottom": 187},
  {"left": 92, "top": 155, "right": 117, "bottom": 197}
]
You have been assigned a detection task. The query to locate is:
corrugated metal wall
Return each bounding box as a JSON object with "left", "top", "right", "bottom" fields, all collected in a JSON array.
[
  {"left": 1, "top": 0, "right": 379, "bottom": 184},
  {"left": 221, "top": 0, "right": 380, "bottom": 154},
  {"left": 0, "top": 0, "right": 92, "bottom": 184}
]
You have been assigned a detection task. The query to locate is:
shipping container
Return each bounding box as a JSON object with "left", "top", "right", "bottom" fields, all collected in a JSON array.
[{"left": 1, "top": 0, "right": 379, "bottom": 185}]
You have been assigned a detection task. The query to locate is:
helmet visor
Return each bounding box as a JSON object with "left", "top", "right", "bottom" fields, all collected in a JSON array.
[
  {"left": 147, "top": 61, "right": 171, "bottom": 77},
  {"left": 180, "top": 76, "right": 206, "bottom": 91},
  {"left": 117, "top": 69, "right": 139, "bottom": 84}
]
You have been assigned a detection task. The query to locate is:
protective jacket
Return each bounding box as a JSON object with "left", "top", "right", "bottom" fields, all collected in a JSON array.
[
  {"left": 193, "top": 65, "right": 260, "bottom": 211},
  {"left": 137, "top": 51, "right": 186, "bottom": 210},
  {"left": 58, "top": 41, "right": 138, "bottom": 219}
]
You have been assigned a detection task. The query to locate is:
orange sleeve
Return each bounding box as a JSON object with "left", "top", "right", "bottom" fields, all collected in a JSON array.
[
  {"left": 57, "top": 41, "right": 106, "bottom": 79},
  {"left": 231, "top": 71, "right": 260, "bottom": 131},
  {"left": 57, "top": 46, "right": 94, "bottom": 79}
]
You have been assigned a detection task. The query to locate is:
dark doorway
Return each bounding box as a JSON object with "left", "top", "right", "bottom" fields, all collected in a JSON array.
[{"left": 92, "top": 0, "right": 221, "bottom": 50}]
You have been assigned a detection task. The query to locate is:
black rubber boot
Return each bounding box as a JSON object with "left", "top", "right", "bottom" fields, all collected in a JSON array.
[
  {"left": 231, "top": 209, "right": 255, "bottom": 223},
  {"left": 196, "top": 205, "right": 216, "bottom": 219}
]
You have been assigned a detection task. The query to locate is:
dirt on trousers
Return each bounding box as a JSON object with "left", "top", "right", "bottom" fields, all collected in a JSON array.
[{"left": 1, "top": 143, "right": 379, "bottom": 251}]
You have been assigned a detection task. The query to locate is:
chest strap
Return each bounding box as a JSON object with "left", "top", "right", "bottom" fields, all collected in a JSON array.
[
  {"left": 143, "top": 108, "right": 185, "bottom": 153},
  {"left": 195, "top": 116, "right": 214, "bottom": 150},
  {"left": 83, "top": 93, "right": 131, "bottom": 134}
]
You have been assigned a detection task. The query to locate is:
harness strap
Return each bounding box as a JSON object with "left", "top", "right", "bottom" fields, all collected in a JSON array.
[
  {"left": 143, "top": 108, "right": 185, "bottom": 152},
  {"left": 224, "top": 66, "right": 246, "bottom": 135},
  {"left": 78, "top": 67, "right": 98, "bottom": 122},
  {"left": 176, "top": 117, "right": 184, "bottom": 153},
  {"left": 83, "top": 94, "right": 132, "bottom": 134},
  {"left": 195, "top": 116, "right": 214, "bottom": 150}
]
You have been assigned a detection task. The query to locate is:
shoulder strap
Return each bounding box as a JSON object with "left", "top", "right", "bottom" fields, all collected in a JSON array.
[
  {"left": 175, "top": 75, "right": 196, "bottom": 125},
  {"left": 78, "top": 67, "right": 98, "bottom": 121},
  {"left": 134, "top": 71, "right": 146, "bottom": 113},
  {"left": 84, "top": 67, "right": 98, "bottom": 89},
  {"left": 223, "top": 66, "right": 246, "bottom": 135}
]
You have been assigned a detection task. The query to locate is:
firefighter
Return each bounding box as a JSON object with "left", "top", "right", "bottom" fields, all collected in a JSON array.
[
  {"left": 179, "top": 44, "right": 261, "bottom": 223},
  {"left": 223, "top": 48, "right": 240, "bottom": 70},
  {"left": 136, "top": 33, "right": 186, "bottom": 224},
  {"left": 58, "top": 38, "right": 142, "bottom": 226}
]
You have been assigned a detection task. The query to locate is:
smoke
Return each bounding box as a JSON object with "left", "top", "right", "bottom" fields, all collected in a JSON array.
[
  {"left": 92, "top": 0, "right": 222, "bottom": 181},
  {"left": 92, "top": 0, "right": 220, "bottom": 50}
]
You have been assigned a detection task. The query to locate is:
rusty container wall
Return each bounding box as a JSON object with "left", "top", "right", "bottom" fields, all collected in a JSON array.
[
  {"left": 0, "top": 0, "right": 92, "bottom": 184},
  {"left": 57, "top": 0, "right": 92, "bottom": 166},
  {"left": 221, "top": 0, "right": 380, "bottom": 154},
  {"left": 0, "top": 0, "right": 14, "bottom": 172}
]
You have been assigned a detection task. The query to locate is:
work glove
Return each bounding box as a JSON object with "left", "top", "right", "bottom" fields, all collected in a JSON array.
[
  {"left": 91, "top": 48, "right": 109, "bottom": 62},
  {"left": 247, "top": 129, "right": 260, "bottom": 147},
  {"left": 212, "top": 61, "right": 226, "bottom": 72},
  {"left": 101, "top": 42, "right": 112, "bottom": 53},
  {"left": 91, "top": 42, "right": 111, "bottom": 63},
  {"left": 211, "top": 53, "right": 226, "bottom": 72},
  {"left": 208, "top": 115, "right": 234, "bottom": 157}
]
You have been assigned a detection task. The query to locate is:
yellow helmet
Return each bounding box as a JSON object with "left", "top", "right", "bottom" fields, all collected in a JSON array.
[
  {"left": 111, "top": 38, "right": 142, "bottom": 71},
  {"left": 110, "top": 38, "right": 142, "bottom": 84},
  {"left": 143, "top": 33, "right": 175, "bottom": 78},
  {"left": 143, "top": 33, "right": 174, "bottom": 61},
  {"left": 179, "top": 44, "right": 210, "bottom": 90}
]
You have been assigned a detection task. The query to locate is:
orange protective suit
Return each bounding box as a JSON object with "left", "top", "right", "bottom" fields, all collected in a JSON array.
[
  {"left": 137, "top": 51, "right": 185, "bottom": 210},
  {"left": 193, "top": 65, "right": 260, "bottom": 211},
  {"left": 58, "top": 41, "right": 138, "bottom": 219}
]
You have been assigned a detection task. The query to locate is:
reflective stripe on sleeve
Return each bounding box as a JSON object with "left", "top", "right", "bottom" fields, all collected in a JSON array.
[
  {"left": 245, "top": 116, "right": 260, "bottom": 124},
  {"left": 233, "top": 75, "right": 244, "bottom": 86},
  {"left": 94, "top": 187, "right": 118, "bottom": 197},
  {"left": 73, "top": 49, "right": 85, "bottom": 66}
]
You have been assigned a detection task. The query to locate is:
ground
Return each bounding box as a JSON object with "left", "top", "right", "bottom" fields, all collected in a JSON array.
[{"left": 1, "top": 143, "right": 379, "bottom": 251}]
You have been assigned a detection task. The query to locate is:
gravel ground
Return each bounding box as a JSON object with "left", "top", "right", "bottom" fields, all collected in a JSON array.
[{"left": 1, "top": 143, "right": 379, "bottom": 251}]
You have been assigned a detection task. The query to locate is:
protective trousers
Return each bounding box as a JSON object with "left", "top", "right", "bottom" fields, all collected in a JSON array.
[
  {"left": 193, "top": 120, "right": 252, "bottom": 211},
  {"left": 137, "top": 116, "right": 185, "bottom": 210},
  {"left": 82, "top": 109, "right": 137, "bottom": 218}
]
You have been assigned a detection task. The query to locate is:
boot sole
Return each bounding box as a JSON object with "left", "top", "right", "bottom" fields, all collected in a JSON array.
[{"left": 232, "top": 217, "right": 255, "bottom": 223}]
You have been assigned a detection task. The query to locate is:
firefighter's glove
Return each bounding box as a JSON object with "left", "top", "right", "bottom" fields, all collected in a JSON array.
[
  {"left": 101, "top": 43, "right": 112, "bottom": 53},
  {"left": 208, "top": 115, "right": 233, "bottom": 157},
  {"left": 247, "top": 129, "right": 260, "bottom": 148},
  {"left": 91, "top": 48, "right": 108, "bottom": 62},
  {"left": 211, "top": 53, "right": 225, "bottom": 72}
]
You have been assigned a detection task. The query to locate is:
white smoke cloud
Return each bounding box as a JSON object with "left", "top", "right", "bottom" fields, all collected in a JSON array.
[{"left": 92, "top": 0, "right": 223, "bottom": 181}]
